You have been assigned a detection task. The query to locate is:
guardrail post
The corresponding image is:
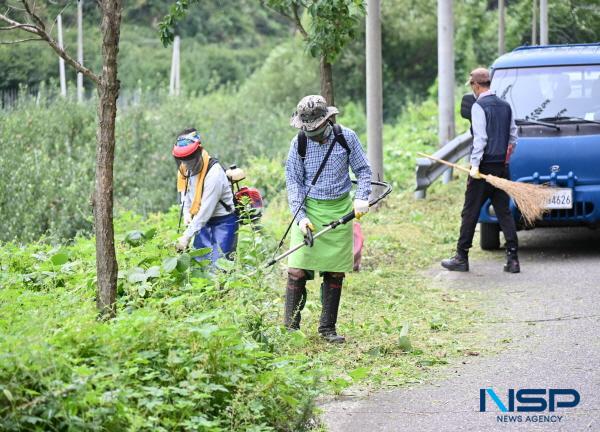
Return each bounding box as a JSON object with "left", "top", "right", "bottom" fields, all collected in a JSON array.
[
  {"left": 442, "top": 168, "right": 452, "bottom": 183},
  {"left": 414, "top": 132, "right": 473, "bottom": 199}
]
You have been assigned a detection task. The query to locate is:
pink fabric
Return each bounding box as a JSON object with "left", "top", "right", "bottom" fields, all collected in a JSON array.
[{"left": 353, "top": 222, "right": 364, "bottom": 271}]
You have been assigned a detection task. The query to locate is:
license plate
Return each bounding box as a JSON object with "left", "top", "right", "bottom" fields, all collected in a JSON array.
[{"left": 545, "top": 188, "right": 573, "bottom": 209}]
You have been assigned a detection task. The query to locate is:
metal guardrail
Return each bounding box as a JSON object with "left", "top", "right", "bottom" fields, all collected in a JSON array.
[{"left": 414, "top": 131, "right": 473, "bottom": 199}]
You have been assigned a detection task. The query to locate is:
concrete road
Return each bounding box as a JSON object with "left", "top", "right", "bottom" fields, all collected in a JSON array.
[{"left": 322, "top": 227, "right": 600, "bottom": 431}]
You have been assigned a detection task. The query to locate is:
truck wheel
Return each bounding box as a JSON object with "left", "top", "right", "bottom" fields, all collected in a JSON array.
[{"left": 480, "top": 223, "right": 500, "bottom": 250}]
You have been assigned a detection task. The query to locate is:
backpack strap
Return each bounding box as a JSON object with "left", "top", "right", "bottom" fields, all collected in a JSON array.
[
  {"left": 207, "top": 158, "right": 220, "bottom": 171},
  {"left": 207, "top": 158, "right": 234, "bottom": 213},
  {"left": 298, "top": 131, "right": 307, "bottom": 159},
  {"left": 296, "top": 123, "right": 351, "bottom": 160},
  {"left": 332, "top": 123, "right": 351, "bottom": 155}
]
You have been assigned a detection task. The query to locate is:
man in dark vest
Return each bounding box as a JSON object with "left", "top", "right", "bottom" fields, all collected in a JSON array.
[{"left": 441, "top": 68, "right": 520, "bottom": 273}]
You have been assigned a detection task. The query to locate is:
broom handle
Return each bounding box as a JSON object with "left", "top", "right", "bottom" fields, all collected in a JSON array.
[{"left": 416, "top": 152, "right": 488, "bottom": 178}]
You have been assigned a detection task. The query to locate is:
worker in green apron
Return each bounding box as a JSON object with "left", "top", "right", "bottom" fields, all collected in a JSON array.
[{"left": 285, "top": 95, "right": 373, "bottom": 343}]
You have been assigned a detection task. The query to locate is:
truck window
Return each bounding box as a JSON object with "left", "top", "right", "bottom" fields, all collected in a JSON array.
[{"left": 491, "top": 65, "right": 600, "bottom": 121}]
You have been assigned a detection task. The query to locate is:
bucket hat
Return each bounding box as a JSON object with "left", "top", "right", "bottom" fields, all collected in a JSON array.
[{"left": 290, "top": 95, "right": 339, "bottom": 132}]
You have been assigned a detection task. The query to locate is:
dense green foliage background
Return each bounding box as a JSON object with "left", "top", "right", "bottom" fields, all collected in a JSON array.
[
  {"left": 2, "top": 0, "right": 598, "bottom": 115},
  {"left": 1, "top": 1, "right": 597, "bottom": 429},
  {"left": 0, "top": 37, "right": 320, "bottom": 242},
  {"left": 0, "top": 0, "right": 288, "bottom": 97},
  {"left": 1, "top": 0, "right": 597, "bottom": 242}
]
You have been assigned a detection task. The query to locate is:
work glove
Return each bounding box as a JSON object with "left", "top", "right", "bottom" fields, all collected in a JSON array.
[
  {"left": 353, "top": 199, "right": 369, "bottom": 220},
  {"left": 183, "top": 213, "right": 192, "bottom": 226},
  {"left": 176, "top": 234, "right": 192, "bottom": 252},
  {"left": 469, "top": 166, "right": 482, "bottom": 179},
  {"left": 298, "top": 217, "right": 314, "bottom": 235}
]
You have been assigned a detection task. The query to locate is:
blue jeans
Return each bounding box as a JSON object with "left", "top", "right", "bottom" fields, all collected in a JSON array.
[{"left": 193, "top": 212, "right": 239, "bottom": 265}]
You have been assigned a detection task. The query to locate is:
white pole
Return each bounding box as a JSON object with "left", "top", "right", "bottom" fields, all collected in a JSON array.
[
  {"left": 540, "top": 0, "right": 548, "bottom": 45},
  {"left": 175, "top": 36, "right": 181, "bottom": 96},
  {"left": 498, "top": 0, "right": 506, "bottom": 55},
  {"left": 170, "top": 36, "right": 180, "bottom": 96},
  {"left": 532, "top": 0, "right": 538, "bottom": 45},
  {"left": 366, "top": 0, "right": 384, "bottom": 187},
  {"left": 77, "top": 0, "right": 84, "bottom": 103},
  {"left": 437, "top": 0, "right": 455, "bottom": 183},
  {"left": 57, "top": 14, "right": 67, "bottom": 97},
  {"left": 169, "top": 45, "right": 176, "bottom": 95}
]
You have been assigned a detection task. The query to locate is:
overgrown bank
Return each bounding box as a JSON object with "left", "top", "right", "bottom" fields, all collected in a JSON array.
[
  {"left": 0, "top": 174, "right": 487, "bottom": 430},
  {"left": 0, "top": 83, "right": 485, "bottom": 429}
]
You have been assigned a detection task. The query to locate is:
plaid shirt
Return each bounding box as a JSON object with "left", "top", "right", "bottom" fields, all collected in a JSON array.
[{"left": 285, "top": 125, "right": 372, "bottom": 223}]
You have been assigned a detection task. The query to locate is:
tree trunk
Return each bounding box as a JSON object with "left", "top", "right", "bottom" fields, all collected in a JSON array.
[
  {"left": 94, "top": 0, "right": 122, "bottom": 318},
  {"left": 320, "top": 55, "right": 335, "bottom": 106}
]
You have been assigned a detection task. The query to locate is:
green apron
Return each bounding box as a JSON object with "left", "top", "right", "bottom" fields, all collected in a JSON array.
[{"left": 288, "top": 193, "right": 353, "bottom": 273}]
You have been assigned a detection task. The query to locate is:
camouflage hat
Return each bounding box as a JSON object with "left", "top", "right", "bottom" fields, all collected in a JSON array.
[{"left": 290, "top": 95, "right": 339, "bottom": 131}]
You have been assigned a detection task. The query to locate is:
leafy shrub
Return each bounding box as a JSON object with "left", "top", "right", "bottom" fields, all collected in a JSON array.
[
  {"left": 0, "top": 209, "right": 319, "bottom": 431},
  {"left": 0, "top": 83, "right": 295, "bottom": 242},
  {"left": 0, "top": 76, "right": 462, "bottom": 243}
]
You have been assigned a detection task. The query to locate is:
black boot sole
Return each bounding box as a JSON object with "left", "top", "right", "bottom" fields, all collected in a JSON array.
[
  {"left": 503, "top": 265, "right": 520, "bottom": 273},
  {"left": 320, "top": 333, "right": 346, "bottom": 343},
  {"left": 441, "top": 262, "right": 469, "bottom": 272}
]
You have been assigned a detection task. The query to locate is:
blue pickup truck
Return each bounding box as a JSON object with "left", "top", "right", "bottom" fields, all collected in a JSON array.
[{"left": 478, "top": 43, "right": 600, "bottom": 249}]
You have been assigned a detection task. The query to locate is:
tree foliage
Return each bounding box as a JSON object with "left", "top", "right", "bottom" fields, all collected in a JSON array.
[
  {"left": 4, "top": 0, "right": 598, "bottom": 118},
  {"left": 261, "top": 0, "right": 365, "bottom": 63},
  {"left": 159, "top": 0, "right": 289, "bottom": 47},
  {"left": 160, "top": 0, "right": 365, "bottom": 62}
]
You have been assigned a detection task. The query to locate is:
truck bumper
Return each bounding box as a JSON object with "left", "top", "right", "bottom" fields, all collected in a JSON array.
[{"left": 479, "top": 185, "right": 600, "bottom": 228}]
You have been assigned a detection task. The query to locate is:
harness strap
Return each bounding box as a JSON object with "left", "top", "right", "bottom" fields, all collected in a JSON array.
[
  {"left": 297, "top": 123, "right": 350, "bottom": 160},
  {"left": 207, "top": 158, "right": 235, "bottom": 213}
]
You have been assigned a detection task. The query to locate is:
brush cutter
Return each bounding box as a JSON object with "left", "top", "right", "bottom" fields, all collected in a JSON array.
[{"left": 265, "top": 180, "right": 392, "bottom": 268}]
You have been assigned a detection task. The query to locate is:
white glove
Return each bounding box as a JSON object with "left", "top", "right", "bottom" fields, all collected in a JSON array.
[
  {"left": 353, "top": 199, "right": 369, "bottom": 220},
  {"left": 176, "top": 234, "right": 192, "bottom": 252},
  {"left": 298, "top": 217, "right": 315, "bottom": 235},
  {"left": 183, "top": 213, "right": 192, "bottom": 226},
  {"left": 469, "top": 166, "right": 481, "bottom": 179}
]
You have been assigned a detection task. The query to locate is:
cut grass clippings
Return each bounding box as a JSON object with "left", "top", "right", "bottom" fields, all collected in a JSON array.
[{"left": 266, "top": 178, "right": 491, "bottom": 396}]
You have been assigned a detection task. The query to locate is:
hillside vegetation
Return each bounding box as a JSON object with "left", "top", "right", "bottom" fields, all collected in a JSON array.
[{"left": 1, "top": 0, "right": 598, "bottom": 430}]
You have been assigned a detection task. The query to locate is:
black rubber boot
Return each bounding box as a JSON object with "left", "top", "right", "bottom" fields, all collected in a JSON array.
[
  {"left": 441, "top": 250, "right": 469, "bottom": 272},
  {"left": 318, "top": 273, "right": 345, "bottom": 343},
  {"left": 284, "top": 275, "right": 307, "bottom": 330},
  {"left": 504, "top": 248, "right": 520, "bottom": 273}
]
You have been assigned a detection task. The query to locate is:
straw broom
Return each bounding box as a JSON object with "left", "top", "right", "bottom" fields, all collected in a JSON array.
[{"left": 417, "top": 152, "right": 554, "bottom": 225}]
